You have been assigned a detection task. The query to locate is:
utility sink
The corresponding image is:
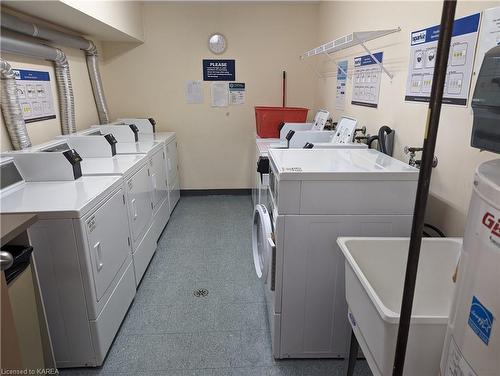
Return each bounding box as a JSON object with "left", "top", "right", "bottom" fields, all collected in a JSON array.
[{"left": 337, "top": 237, "right": 462, "bottom": 376}]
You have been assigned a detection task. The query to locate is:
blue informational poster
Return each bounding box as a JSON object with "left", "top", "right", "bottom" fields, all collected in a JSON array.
[
  {"left": 13, "top": 69, "right": 56, "bottom": 123},
  {"left": 336, "top": 60, "right": 348, "bottom": 110},
  {"left": 352, "top": 52, "right": 383, "bottom": 108},
  {"left": 405, "top": 13, "right": 480, "bottom": 106},
  {"left": 203, "top": 59, "right": 235, "bottom": 81}
]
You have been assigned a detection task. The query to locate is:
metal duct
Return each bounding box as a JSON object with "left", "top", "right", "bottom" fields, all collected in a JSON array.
[
  {"left": 54, "top": 50, "right": 76, "bottom": 134},
  {"left": 0, "top": 59, "right": 31, "bottom": 149},
  {"left": 1, "top": 13, "right": 110, "bottom": 124},
  {"left": 86, "top": 42, "right": 109, "bottom": 123},
  {"left": 1, "top": 31, "right": 76, "bottom": 134}
]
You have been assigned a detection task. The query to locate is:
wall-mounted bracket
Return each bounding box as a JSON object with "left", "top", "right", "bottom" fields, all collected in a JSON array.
[{"left": 301, "top": 28, "right": 401, "bottom": 80}]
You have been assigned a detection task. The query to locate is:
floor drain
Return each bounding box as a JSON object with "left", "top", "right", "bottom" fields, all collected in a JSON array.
[{"left": 193, "top": 288, "right": 209, "bottom": 297}]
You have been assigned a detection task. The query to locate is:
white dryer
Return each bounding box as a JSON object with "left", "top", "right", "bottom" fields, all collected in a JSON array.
[
  {"left": 252, "top": 148, "right": 419, "bottom": 359},
  {"left": 252, "top": 116, "right": 366, "bottom": 208},
  {"left": 11, "top": 138, "right": 157, "bottom": 286},
  {"left": 0, "top": 157, "right": 136, "bottom": 368},
  {"left": 63, "top": 128, "right": 170, "bottom": 243},
  {"left": 109, "top": 118, "right": 180, "bottom": 213}
]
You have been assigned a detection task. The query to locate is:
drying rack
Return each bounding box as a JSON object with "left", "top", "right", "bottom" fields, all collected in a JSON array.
[{"left": 301, "top": 28, "right": 401, "bottom": 80}]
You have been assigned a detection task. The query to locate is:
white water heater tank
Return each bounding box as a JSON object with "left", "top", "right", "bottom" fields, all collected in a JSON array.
[{"left": 441, "top": 159, "right": 500, "bottom": 376}]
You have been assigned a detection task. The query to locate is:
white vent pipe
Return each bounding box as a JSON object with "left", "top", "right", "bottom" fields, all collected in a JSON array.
[
  {"left": 1, "top": 13, "right": 110, "bottom": 123},
  {"left": 0, "top": 58, "right": 31, "bottom": 149},
  {"left": 1, "top": 30, "right": 76, "bottom": 134}
]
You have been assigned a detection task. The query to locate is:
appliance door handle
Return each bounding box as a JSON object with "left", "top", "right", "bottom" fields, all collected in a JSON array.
[
  {"left": 268, "top": 238, "right": 276, "bottom": 291},
  {"left": 167, "top": 157, "right": 172, "bottom": 172},
  {"left": 94, "top": 242, "right": 103, "bottom": 271},
  {"left": 131, "top": 198, "right": 138, "bottom": 219},
  {"left": 151, "top": 173, "right": 157, "bottom": 191},
  {"left": 0, "top": 251, "right": 14, "bottom": 271}
]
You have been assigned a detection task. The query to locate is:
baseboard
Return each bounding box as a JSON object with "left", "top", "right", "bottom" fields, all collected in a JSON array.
[{"left": 180, "top": 189, "right": 251, "bottom": 196}]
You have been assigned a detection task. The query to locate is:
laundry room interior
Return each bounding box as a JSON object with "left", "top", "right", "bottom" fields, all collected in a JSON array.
[{"left": 0, "top": 1, "right": 498, "bottom": 375}]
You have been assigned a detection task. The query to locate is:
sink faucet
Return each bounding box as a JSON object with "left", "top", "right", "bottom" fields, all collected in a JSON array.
[{"left": 404, "top": 146, "right": 438, "bottom": 168}]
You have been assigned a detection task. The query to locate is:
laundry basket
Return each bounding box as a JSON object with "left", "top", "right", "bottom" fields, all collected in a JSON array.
[{"left": 255, "top": 106, "right": 309, "bottom": 138}]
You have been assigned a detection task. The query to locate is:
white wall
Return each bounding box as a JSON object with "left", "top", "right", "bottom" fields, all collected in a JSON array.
[
  {"left": 315, "top": 1, "right": 497, "bottom": 236},
  {"left": 100, "top": 3, "right": 319, "bottom": 190}
]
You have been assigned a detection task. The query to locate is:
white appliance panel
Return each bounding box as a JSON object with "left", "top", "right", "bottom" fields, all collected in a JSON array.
[
  {"left": 126, "top": 166, "right": 153, "bottom": 243},
  {"left": 278, "top": 214, "right": 413, "bottom": 358},
  {"left": 150, "top": 148, "right": 168, "bottom": 211},
  {"left": 85, "top": 188, "right": 131, "bottom": 302}
]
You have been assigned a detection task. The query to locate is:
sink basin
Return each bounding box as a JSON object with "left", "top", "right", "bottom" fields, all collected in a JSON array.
[{"left": 337, "top": 237, "right": 462, "bottom": 376}]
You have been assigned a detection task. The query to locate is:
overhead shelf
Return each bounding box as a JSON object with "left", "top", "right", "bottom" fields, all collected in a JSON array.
[
  {"left": 301, "top": 28, "right": 401, "bottom": 80},
  {"left": 2, "top": 1, "right": 144, "bottom": 43}
]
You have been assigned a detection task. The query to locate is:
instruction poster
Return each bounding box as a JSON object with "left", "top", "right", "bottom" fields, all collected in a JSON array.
[
  {"left": 475, "top": 6, "right": 500, "bottom": 73},
  {"left": 13, "top": 69, "right": 56, "bottom": 123},
  {"left": 405, "top": 13, "right": 480, "bottom": 106},
  {"left": 335, "top": 60, "right": 348, "bottom": 110},
  {"left": 203, "top": 59, "right": 235, "bottom": 81},
  {"left": 211, "top": 82, "right": 229, "bottom": 107},
  {"left": 229, "top": 82, "right": 245, "bottom": 105},
  {"left": 351, "top": 52, "right": 383, "bottom": 108},
  {"left": 186, "top": 80, "right": 203, "bottom": 104}
]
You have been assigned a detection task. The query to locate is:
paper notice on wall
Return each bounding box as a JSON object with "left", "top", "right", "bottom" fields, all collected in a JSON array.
[
  {"left": 475, "top": 7, "right": 500, "bottom": 73},
  {"left": 13, "top": 69, "right": 56, "bottom": 123},
  {"left": 335, "top": 60, "right": 348, "bottom": 110},
  {"left": 229, "top": 82, "right": 245, "bottom": 105},
  {"left": 405, "top": 13, "right": 480, "bottom": 106},
  {"left": 351, "top": 52, "right": 383, "bottom": 108},
  {"left": 186, "top": 80, "right": 203, "bottom": 104},
  {"left": 211, "top": 82, "right": 229, "bottom": 107}
]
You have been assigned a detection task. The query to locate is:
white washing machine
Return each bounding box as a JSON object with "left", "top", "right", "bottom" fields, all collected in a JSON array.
[
  {"left": 109, "top": 119, "right": 180, "bottom": 213},
  {"left": 9, "top": 138, "right": 158, "bottom": 286},
  {"left": 64, "top": 128, "right": 171, "bottom": 242},
  {"left": 252, "top": 148, "right": 419, "bottom": 359},
  {"left": 252, "top": 116, "right": 366, "bottom": 208},
  {"left": 0, "top": 156, "right": 136, "bottom": 368}
]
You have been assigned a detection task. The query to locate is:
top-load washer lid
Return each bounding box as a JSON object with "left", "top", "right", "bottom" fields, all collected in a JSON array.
[
  {"left": 114, "top": 118, "right": 156, "bottom": 134},
  {"left": 79, "top": 154, "right": 148, "bottom": 177},
  {"left": 0, "top": 175, "right": 122, "bottom": 218},
  {"left": 268, "top": 148, "right": 418, "bottom": 181},
  {"left": 256, "top": 139, "right": 282, "bottom": 157},
  {"left": 114, "top": 141, "right": 163, "bottom": 156},
  {"left": 137, "top": 132, "right": 176, "bottom": 144}
]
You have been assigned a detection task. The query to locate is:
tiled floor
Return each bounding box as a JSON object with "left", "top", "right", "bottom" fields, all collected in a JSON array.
[{"left": 61, "top": 196, "right": 373, "bottom": 376}]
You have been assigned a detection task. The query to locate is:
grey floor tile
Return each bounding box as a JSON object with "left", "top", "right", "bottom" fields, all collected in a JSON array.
[
  {"left": 238, "top": 330, "right": 274, "bottom": 367},
  {"left": 269, "top": 363, "right": 303, "bottom": 376},
  {"left": 134, "top": 278, "right": 198, "bottom": 306},
  {"left": 146, "top": 250, "right": 208, "bottom": 282},
  {"left": 102, "top": 333, "right": 192, "bottom": 372},
  {"left": 120, "top": 302, "right": 172, "bottom": 335},
  {"left": 214, "top": 302, "right": 267, "bottom": 331},
  {"left": 205, "top": 255, "right": 255, "bottom": 282},
  {"left": 193, "top": 279, "right": 264, "bottom": 305},
  {"left": 58, "top": 369, "right": 108, "bottom": 376},
  {"left": 166, "top": 301, "right": 217, "bottom": 333},
  {"left": 188, "top": 331, "right": 242, "bottom": 369},
  {"left": 301, "top": 360, "right": 345, "bottom": 376}
]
